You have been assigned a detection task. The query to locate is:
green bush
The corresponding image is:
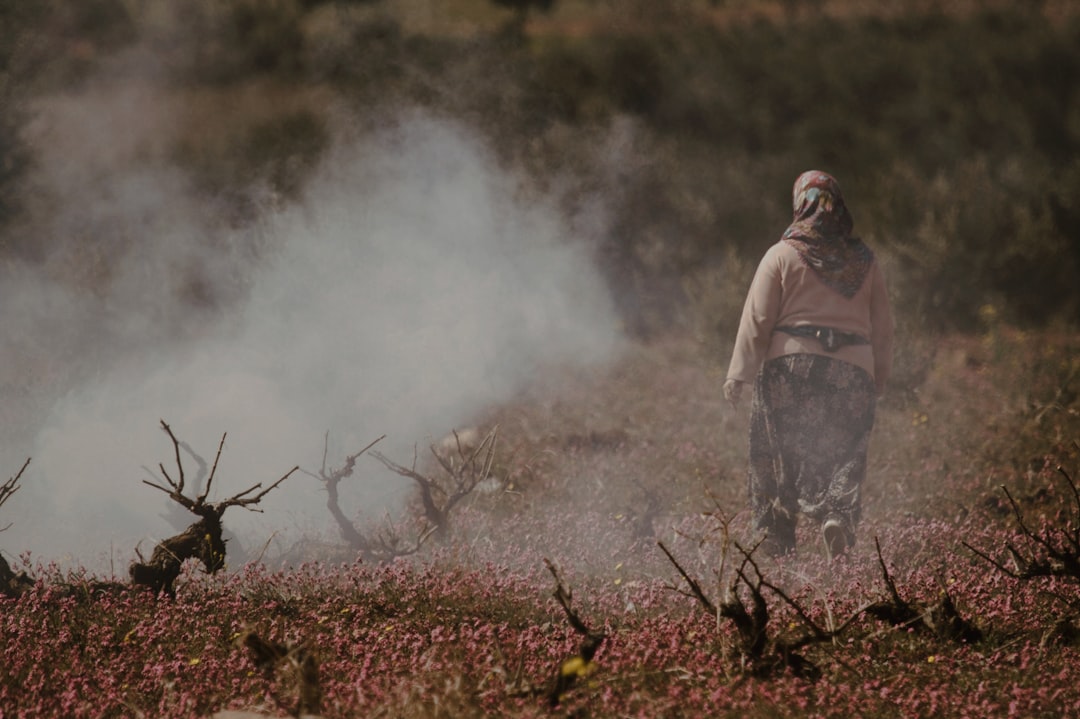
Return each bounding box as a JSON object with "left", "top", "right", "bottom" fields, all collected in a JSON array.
[
  {"left": 177, "top": 110, "right": 330, "bottom": 202},
  {"left": 0, "top": 2, "right": 43, "bottom": 241},
  {"left": 2, "top": 1, "right": 1078, "bottom": 340},
  {"left": 511, "top": 8, "right": 1080, "bottom": 335}
]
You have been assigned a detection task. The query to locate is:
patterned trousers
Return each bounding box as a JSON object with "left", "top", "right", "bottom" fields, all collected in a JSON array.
[{"left": 748, "top": 354, "right": 877, "bottom": 551}]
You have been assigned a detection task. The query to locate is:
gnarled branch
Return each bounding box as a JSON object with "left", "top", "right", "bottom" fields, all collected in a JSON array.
[
  {"left": 0, "top": 458, "right": 33, "bottom": 598},
  {"left": 371, "top": 426, "right": 499, "bottom": 537},
  {"left": 130, "top": 421, "right": 297, "bottom": 596},
  {"left": 0, "top": 457, "right": 30, "bottom": 532},
  {"left": 543, "top": 559, "right": 606, "bottom": 708},
  {"left": 659, "top": 511, "right": 867, "bottom": 678},
  {"left": 303, "top": 432, "right": 436, "bottom": 562},
  {"left": 964, "top": 464, "right": 1080, "bottom": 585},
  {"left": 867, "top": 536, "right": 982, "bottom": 643}
]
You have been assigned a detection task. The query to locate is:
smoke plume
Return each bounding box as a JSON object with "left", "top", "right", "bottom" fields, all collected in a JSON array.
[{"left": 1, "top": 88, "right": 623, "bottom": 568}]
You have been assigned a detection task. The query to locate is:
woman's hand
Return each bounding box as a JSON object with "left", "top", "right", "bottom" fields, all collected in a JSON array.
[{"left": 722, "top": 379, "right": 745, "bottom": 407}]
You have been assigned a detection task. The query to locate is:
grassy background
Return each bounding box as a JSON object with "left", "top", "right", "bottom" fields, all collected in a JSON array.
[
  {"left": 3, "top": 5, "right": 1080, "bottom": 714},
  {"left": 3, "top": 0, "right": 1078, "bottom": 335}
]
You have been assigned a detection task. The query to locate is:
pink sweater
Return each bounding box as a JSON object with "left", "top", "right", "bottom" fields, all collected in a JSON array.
[{"left": 726, "top": 241, "right": 894, "bottom": 393}]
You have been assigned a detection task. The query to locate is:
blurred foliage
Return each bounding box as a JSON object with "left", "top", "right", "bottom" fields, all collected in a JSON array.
[
  {"left": 0, "top": 3, "right": 42, "bottom": 238},
  {"left": 520, "top": 9, "right": 1080, "bottom": 338},
  {"left": 0, "top": 79, "right": 30, "bottom": 238},
  {"left": 0, "top": 0, "right": 1077, "bottom": 351},
  {"left": 175, "top": 109, "right": 331, "bottom": 203}
]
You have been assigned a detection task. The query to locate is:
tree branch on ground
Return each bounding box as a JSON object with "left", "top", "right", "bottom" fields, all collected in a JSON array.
[
  {"left": 866, "top": 536, "right": 983, "bottom": 643},
  {"left": 963, "top": 464, "right": 1080, "bottom": 587},
  {"left": 370, "top": 426, "right": 499, "bottom": 539},
  {"left": 0, "top": 457, "right": 30, "bottom": 533},
  {"left": 302, "top": 432, "right": 437, "bottom": 563},
  {"left": 543, "top": 558, "right": 606, "bottom": 708},
  {"left": 658, "top": 508, "right": 866, "bottom": 679},
  {"left": 623, "top": 477, "right": 661, "bottom": 540},
  {"left": 144, "top": 433, "right": 209, "bottom": 533},
  {"left": 236, "top": 628, "right": 321, "bottom": 718},
  {"left": 486, "top": 628, "right": 534, "bottom": 702},
  {"left": 0, "top": 458, "right": 33, "bottom": 598},
  {"left": 129, "top": 420, "right": 298, "bottom": 596}
]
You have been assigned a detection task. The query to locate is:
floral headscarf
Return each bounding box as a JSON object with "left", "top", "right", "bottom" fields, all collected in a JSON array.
[{"left": 782, "top": 170, "right": 873, "bottom": 298}]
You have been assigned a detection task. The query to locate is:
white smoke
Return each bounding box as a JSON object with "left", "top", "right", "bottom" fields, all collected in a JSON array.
[{"left": 2, "top": 101, "right": 623, "bottom": 569}]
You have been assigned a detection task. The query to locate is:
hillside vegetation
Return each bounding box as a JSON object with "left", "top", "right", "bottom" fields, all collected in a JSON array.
[
  {"left": 3, "top": 1, "right": 1078, "bottom": 345},
  {"left": 2, "top": 2, "right": 1080, "bottom": 716}
]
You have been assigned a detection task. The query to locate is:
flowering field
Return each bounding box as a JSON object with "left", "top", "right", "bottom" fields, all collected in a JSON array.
[{"left": 2, "top": 327, "right": 1080, "bottom": 718}]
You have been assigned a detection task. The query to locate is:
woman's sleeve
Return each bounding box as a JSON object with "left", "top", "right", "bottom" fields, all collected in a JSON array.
[
  {"left": 727, "top": 248, "right": 782, "bottom": 383},
  {"left": 869, "top": 260, "right": 895, "bottom": 394}
]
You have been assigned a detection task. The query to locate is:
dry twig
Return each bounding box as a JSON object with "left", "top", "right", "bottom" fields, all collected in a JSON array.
[
  {"left": 301, "top": 432, "right": 435, "bottom": 562},
  {"left": 624, "top": 477, "right": 662, "bottom": 540},
  {"left": 129, "top": 420, "right": 298, "bottom": 596},
  {"left": 371, "top": 426, "right": 499, "bottom": 538},
  {"left": 963, "top": 465, "right": 1080, "bottom": 584},
  {"left": 0, "top": 458, "right": 33, "bottom": 598},
  {"left": 0, "top": 457, "right": 30, "bottom": 533},
  {"left": 543, "top": 558, "right": 606, "bottom": 708},
  {"left": 237, "top": 629, "right": 321, "bottom": 717},
  {"left": 866, "top": 537, "right": 982, "bottom": 643},
  {"left": 658, "top": 512, "right": 866, "bottom": 678}
]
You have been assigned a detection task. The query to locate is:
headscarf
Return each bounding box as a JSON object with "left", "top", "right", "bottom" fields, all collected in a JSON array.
[{"left": 781, "top": 170, "right": 873, "bottom": 298}]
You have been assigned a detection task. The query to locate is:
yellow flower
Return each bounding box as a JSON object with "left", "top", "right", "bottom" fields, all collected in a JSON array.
[
  {"left": 927, "top": 655, "right": 936, "bottom": 664},
  {"left": 560, "top": 656, "right": 596, "bottom": 679}
]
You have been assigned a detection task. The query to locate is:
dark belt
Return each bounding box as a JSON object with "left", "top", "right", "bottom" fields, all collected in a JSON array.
[{"left": 775, "top": 325, "right": 869, "bottom": 353}]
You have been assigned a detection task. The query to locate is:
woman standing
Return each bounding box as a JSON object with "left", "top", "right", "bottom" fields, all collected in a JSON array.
[{"left": 723, "top": 171, "right": 894, "bottom": 559}]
